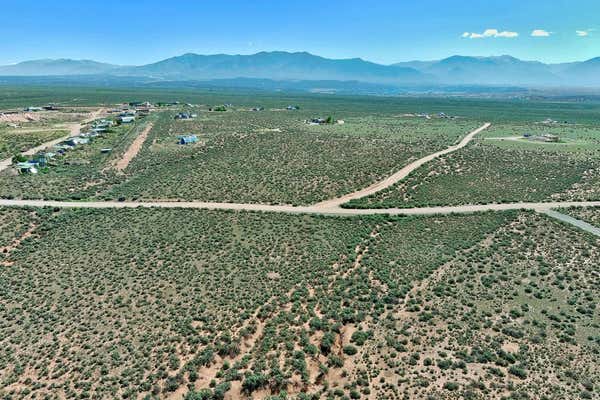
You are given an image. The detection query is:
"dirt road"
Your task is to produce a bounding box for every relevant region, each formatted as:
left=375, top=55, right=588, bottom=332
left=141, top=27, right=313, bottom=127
left=0, top=198, right=599, bottom=217
left=314, top=123, right=491, bottom=208
left=1, top=118, right=598, bottom=237
left=114, top=122, right=154, bottom=171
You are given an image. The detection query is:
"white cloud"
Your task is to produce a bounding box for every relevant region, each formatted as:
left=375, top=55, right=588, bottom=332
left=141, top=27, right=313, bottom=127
left=462, top=29, right=519, bottom=39
left=576, top=30, right=591, bottom=37
left=531, top=29, right=551, bottom=37
left=496, top=31, right=519, bottom=38
left=483, top=29, right=499, bottom=37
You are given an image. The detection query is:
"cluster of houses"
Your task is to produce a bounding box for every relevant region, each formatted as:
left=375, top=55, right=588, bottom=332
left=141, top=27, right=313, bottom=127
left=523, top=133, right=560, bottom=143
left=402, top=112, right=459, bottom=120
left=118, top=110, right=136, bottom=124
left=108, top=102, right=156, bottom=122
left=15, top=118, right=116, bottom=174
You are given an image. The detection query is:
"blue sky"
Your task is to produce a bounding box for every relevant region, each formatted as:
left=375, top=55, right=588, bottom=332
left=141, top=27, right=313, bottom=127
left=1, top=0, right=598, bottom=65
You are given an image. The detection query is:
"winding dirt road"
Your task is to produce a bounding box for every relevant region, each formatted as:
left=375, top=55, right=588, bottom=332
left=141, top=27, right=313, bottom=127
left=314, top=123, right=491, bottom=208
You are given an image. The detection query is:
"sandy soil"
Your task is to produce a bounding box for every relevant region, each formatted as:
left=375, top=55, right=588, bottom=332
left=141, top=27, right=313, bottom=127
left=114, top=123, right=154, bottom=171
left=0, top=112, right=40, bottom=123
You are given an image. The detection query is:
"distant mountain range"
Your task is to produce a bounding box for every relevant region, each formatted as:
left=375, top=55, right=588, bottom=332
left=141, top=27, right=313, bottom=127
left=1, top=51, right=600, bottom=88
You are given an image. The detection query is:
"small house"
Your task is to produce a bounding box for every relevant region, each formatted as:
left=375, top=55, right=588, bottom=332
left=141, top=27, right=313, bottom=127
left=175, top=112, right=196, bottom=120
left=15, top=162, right=38, bottom=174
left=63, top=137, right=89, bottom=146
left=178, top=135, right=199, bottom=145
left=119, top=116, right=135, bottom=124
left=53, top=144, right=72, bottom=153
left=307, top=117, right=336, bottom=125
left=24, top=106, right=43, bottom=112
left=308, top=118, right=327, bottom=125
left=286, top=105, right=299, bottom=110
left=94, top=119, right=114, bottom=128
left=101, top=148, right=112, bottom=154
left=32, top=152, right=55, bottom=167
left=543, top=134, right=559, bottom=143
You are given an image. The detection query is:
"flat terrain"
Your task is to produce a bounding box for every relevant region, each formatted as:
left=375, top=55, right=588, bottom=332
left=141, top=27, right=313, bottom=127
left=0, top=87, right=598, bottom=400
left=360, top=211, right=599, bottom=399
left=0, top=208, right=597, bottom=400
left=99, top=111, right=477, bottom=205
left=563, top=206, right=600, bottom=226
left=345, top=122, right=600, bottom=209
left=0, top=115, right=154, bottom=200
left=0, top=109, right=95, bottom=161
left=0, top=128, right=67, bottom=161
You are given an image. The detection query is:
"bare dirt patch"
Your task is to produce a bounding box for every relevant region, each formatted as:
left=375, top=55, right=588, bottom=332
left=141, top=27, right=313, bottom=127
left=0, top=112, right=40, bottom=123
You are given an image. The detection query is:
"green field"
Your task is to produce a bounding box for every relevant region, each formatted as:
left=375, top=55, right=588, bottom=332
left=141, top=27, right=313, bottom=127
left=4, top=87, right=600, bottom=206
left=3, top=86, right=600, bottom=124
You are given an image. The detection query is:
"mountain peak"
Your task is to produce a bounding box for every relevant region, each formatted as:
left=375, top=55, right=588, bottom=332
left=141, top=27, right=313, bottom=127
left=1, top=52, right=600, bottom=87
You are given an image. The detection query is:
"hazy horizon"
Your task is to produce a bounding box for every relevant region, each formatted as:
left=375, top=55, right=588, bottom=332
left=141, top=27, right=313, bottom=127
left=1, top=51, right=596, bottom=68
